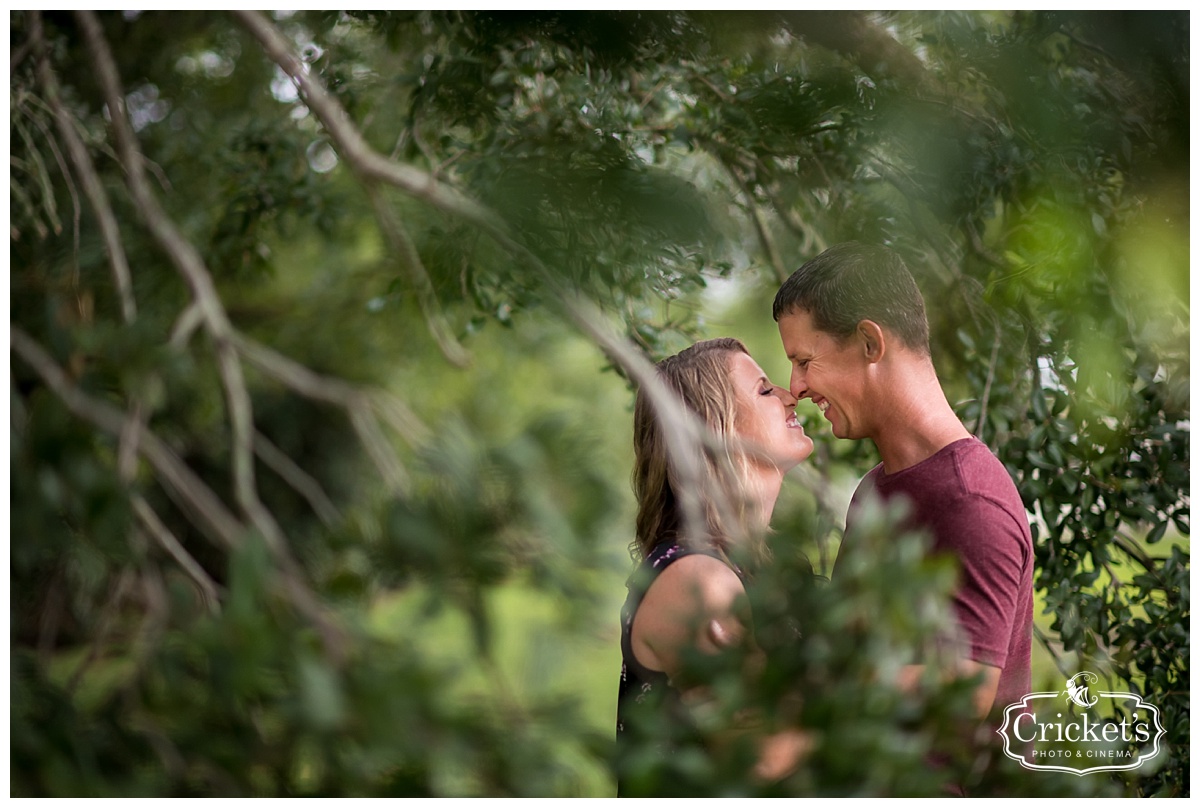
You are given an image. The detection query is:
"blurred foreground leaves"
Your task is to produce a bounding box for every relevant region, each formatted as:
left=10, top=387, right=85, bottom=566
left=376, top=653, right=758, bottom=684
left=11, top=10, right=1188, bottom=797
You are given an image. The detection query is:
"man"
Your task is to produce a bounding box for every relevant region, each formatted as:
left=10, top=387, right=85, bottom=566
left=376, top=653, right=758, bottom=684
left=772, top=241, right=1033, bottom=715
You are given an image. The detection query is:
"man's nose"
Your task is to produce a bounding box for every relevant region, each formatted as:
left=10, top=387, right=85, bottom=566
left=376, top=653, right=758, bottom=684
left=789, top=366, right=808, bottom=399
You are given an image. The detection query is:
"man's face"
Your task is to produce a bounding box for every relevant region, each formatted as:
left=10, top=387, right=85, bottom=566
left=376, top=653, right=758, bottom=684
left=777, top=308, right=871, bottom=441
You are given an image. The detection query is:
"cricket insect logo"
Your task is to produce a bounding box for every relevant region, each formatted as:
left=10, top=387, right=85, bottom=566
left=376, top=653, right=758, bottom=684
left=1063, top=671, right=1099, bottom=709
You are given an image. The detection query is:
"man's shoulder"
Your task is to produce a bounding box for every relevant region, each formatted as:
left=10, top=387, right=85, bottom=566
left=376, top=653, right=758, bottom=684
left=950, top=438, right=1015, bottom=481
left=947, top=440, right=1027, bottom=511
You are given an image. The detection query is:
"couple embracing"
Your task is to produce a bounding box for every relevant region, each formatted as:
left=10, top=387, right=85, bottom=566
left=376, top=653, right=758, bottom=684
left=615, top=242, right=1034, bottom=794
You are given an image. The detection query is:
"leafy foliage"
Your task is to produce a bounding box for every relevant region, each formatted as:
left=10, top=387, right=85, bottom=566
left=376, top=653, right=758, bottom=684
left=10, top=10, right=1188, bottom=797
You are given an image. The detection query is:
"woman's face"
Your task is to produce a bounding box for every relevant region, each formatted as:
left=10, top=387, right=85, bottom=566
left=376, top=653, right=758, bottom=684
left=727, top=351, right=814, bottom=472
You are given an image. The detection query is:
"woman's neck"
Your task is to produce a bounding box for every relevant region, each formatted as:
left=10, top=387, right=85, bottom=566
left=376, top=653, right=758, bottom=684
left=745, top=465, right=784, bottom=530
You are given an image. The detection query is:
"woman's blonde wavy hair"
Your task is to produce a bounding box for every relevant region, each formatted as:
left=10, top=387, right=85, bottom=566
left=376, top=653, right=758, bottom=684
left=631, top=338, right=765, bottom=567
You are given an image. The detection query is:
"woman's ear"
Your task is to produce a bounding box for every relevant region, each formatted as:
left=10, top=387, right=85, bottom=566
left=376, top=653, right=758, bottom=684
left=857, top=319, right=886, bottom=363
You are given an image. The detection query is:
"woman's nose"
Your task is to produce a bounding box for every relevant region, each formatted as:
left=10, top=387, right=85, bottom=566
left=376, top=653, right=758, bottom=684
left=773, top=386, right=798, bottom=407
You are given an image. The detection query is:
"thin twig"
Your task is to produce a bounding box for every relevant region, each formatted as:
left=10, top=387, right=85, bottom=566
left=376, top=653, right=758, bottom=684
left=32, top=12, right=138, bottom=323
left=718, top=154, right=788, bottom=284
left=36, top=565, right=65, bottom=664
left=1099, top=556, right=1123, bottom=592
left=349, top=403, right=411, bottom=495
left=1058, top=25, right=1120, bottom=65
left=67, top=567, right=136, bottom=694
left=130, top=561, right=171, bottom=669
left=364, top=182, right=471, bottom=367
left=963, top=219, right=1005, bottom=270
left=253, top=430, right=341, bottom=527
left=1113, top=531, right=1170, bottom=593
left=370, top=393, right=432, bottom=447
left=10, top=177, right=49, bottom=239
left=760, top=181, right=822, bottom=256
left=132, top=495, right=222, bottom=612
left=26, top=103, right=82, bottom=280
left=117, top=400, right=144, bottom=481
left=12, top=112, right=62, bottom=235
left=169, top=302, right=203, bottom=349
left=232, top=331, right=431, bottom=447
left=13, top=326, right=245, bottom=549
left=11, top=36, right=33, bottom=75
left=974, top=322, right=1002, bottom=440
left=1033, top=623, right=1074, bottom=679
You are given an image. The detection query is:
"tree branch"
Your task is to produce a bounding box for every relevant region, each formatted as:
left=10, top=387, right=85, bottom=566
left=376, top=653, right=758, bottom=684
left=169, top=302, right=203, bottom=349
left=13, top=326, right=246, bottom=549
left=253, top=430, right=341, bottom=527
left=132, top=495, right=222, bottom=613
left=77, top=11, right=263, bottom=540
left=974, top=322, right=1002, bottom=440
left=12, top=326, right=347, bottom=660
left=348, top=403, right=411, bottom=496
left=233, top=10, right=799, bottom=550
left=783, top=11, right=932, bottom=88
left=364, top=182, right=471, bottom=367
left=232, top=330, right=430, bottom=447
left=11, top=36, right=33, bottom=75
left=1033, top=623, right=1074, bottom=679
left=32, top=11, right=138, bottom=323
left=718, top=154, right=788, bottom=284
left=964, top=218, right=1006, bottom=270
left=232, top=11, right=526, bottom=266
left=74, top=12, right=352, bottom=660
left=67, top=567, right=136, bottom=694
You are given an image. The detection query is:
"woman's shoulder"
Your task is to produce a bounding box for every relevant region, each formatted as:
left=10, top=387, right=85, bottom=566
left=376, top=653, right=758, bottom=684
left=630, top=542, right=742, bottom=595
left=631, top=549, right=747, bottom=674
left=643, top=552, right=745, bottom=611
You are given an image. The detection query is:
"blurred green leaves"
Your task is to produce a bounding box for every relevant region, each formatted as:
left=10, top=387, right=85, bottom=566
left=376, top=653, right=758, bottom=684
left=10, top=9, right=1188, bottom=798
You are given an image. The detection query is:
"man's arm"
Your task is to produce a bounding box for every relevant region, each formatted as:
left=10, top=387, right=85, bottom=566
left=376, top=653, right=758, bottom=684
left=919, top=492, right=1030, bottom=717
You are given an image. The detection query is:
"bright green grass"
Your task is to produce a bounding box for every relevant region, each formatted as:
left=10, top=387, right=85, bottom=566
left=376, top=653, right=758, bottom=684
left=368, top=574, right=626, bottom=797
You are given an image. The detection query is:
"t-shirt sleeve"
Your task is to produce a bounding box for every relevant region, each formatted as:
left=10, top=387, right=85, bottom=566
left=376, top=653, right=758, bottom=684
left=936, top=497, right=1029, bottom=668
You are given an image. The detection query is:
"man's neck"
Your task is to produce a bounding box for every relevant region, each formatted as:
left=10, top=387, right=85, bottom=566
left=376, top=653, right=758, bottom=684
left=872, top=363, right=971, bottom=474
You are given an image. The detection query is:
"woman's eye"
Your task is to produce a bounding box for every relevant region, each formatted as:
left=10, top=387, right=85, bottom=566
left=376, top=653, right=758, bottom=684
left=760, top=387, right=773, bottom=396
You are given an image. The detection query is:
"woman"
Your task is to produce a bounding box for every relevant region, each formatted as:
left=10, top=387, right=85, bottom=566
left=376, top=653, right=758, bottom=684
left=615, top=337, right=813, bottom=796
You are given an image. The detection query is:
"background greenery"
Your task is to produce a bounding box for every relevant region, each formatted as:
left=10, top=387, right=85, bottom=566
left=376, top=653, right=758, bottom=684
left=10, top=10, right=1188, bottom=797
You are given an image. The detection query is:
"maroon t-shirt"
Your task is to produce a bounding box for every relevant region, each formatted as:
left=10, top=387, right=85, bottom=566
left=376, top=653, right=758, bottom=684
left=846, top=437, right=1034, bottom=711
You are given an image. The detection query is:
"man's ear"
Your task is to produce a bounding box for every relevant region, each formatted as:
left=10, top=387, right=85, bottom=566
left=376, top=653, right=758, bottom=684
left=857, top=320, right=886, bottom=363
